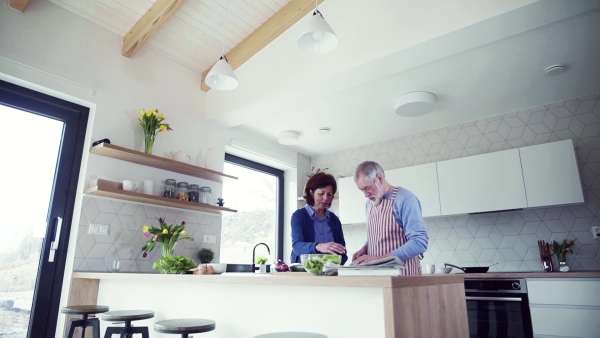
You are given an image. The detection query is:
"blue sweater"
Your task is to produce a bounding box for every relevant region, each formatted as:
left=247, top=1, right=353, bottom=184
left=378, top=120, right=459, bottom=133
left=290, top=208, right=348, bottom=265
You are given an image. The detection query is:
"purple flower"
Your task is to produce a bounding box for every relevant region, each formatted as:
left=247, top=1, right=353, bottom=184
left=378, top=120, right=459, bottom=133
left=181, top=221, right=186, bottom=225
left=159, top=218, right=163, bottom=223
left=143, top=252, right=147, bottom=258
left=143, top=232, right=150, bottom=237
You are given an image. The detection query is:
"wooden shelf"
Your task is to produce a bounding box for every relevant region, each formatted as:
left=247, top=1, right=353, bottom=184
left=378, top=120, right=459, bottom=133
left=85, top=179, right=237, bottom=214
left=90, top=143, right=237, bottom=183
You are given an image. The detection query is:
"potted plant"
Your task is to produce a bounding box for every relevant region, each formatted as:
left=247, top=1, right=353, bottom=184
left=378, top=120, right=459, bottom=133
left=550, top=238, right=576, bottom=272
left=141, top=218, right=193, bottom=258
left=255, top=255, right=268, bottom=273
left=152, top=255, right=196, bottom=274
left=197, top=248, right=215, bottom=264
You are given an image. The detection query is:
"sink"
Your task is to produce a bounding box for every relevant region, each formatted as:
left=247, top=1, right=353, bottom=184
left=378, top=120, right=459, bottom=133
left=225, top=264, right=271, bottom=273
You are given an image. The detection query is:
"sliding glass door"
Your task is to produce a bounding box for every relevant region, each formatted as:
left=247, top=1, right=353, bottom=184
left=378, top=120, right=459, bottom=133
left=0, top=80, right=88, bottom=338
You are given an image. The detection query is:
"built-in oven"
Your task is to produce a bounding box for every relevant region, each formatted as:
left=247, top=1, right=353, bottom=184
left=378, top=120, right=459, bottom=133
left=464, top=278, right=533, bottom=338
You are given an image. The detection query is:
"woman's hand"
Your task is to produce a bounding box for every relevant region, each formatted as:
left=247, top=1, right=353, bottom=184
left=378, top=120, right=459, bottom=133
left=316, top=242, right=346, bottom=255
left=352, top=245, right=367, bottom=261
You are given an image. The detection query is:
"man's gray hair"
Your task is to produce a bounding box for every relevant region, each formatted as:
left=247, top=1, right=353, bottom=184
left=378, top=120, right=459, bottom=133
left=354, top=161, right=385, bottom=183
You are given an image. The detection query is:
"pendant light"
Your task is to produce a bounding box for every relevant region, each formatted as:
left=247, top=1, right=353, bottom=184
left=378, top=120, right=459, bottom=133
left=298, top=0, right=338, bottom=54
left=205, top=0, right=238, bottom=90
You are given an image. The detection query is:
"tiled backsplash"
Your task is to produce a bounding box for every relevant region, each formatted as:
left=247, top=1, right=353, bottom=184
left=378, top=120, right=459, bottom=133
left=312, top=92, right=600, bottom=272
left=74, top=196, right=221, bottom=272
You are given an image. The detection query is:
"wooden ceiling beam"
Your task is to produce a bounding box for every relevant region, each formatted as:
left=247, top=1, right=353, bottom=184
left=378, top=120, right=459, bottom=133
left=122, top=0, right=188, bottom=59
left=8, top=0, right=30, bottom=12
left=200, top=0, right=324, bottom=92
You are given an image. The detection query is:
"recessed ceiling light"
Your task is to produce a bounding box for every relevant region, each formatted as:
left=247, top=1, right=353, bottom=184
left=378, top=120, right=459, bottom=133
left=545, top=64, right=566, bottom=75
left=318, top=127, right=331, bottom=134
left=278, top=131, right=299, bottom=145
left=394, top=92, right=437, bottom=117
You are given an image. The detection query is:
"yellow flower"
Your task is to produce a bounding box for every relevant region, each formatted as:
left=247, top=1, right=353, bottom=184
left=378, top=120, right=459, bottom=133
left=140, top=109, right=145, bottom=116
left=162, top=229, right=168, bottom=234
left=158, top=113, right=164, bottom=120
left=142, top=225, right=149, bottom=232
left=181, top=230, right=187, bottom=235
left=145, top=111, right=152, bottom=117
left=159, top=125, right=167, bottom=132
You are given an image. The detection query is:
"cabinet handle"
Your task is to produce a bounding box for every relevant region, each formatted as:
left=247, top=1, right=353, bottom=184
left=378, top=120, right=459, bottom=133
left=48, top=217, right=63, bottom=263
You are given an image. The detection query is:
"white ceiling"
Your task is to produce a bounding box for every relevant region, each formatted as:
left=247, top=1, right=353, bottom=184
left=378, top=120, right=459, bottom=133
left=48, top=0, right=600, bottom=157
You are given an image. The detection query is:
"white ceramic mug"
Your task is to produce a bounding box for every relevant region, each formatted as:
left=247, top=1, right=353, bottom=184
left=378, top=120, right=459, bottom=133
left=142, top=180, right=153, bottom=194
left=423, top=264, right=435, bottom=274
left=122, top=180, right=138, bottom=191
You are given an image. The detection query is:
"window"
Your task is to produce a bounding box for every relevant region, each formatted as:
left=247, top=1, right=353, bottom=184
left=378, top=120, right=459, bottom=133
left=220, top=154, right=284, bottom=264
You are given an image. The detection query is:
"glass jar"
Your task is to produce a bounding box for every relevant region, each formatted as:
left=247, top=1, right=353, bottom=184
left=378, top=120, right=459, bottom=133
left=176, top=182, right=189, bottom=201
left=163, top=179, right=176, bottom=198
left=188, top=184, right=200, bottom=203
left=199, top=186, right=212, bottom=204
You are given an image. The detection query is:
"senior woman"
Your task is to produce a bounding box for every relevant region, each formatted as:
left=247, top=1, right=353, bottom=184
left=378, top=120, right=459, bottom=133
left=290, top=172, right=348, bottom=265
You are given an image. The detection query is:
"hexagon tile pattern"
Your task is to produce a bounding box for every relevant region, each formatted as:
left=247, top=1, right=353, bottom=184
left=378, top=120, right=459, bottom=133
left=75, top=197, right=221, bottom=272
left=311, top=92, right=600, bottom=272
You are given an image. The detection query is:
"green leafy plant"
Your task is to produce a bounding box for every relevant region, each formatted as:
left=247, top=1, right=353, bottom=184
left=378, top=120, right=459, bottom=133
left=196, top=248, right=215, bottom=263
left=255, top=255, right=268, bottom=265
left=550, top=238, right=576, bottom=262
left=138, top=108, right=172, bottom=153
left=141, top=218, right=193, bottom=258
left=306, top=167, right=328, bottom=177
left=152, top=255, right=196, bottom=274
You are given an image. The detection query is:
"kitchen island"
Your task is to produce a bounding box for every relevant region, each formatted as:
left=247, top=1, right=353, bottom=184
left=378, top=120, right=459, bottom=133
left=67, top=272, right=468, bottom=338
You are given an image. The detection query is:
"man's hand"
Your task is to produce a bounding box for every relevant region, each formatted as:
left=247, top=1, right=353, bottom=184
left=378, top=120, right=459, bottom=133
left=316, top=242, right=346, bottom=255
left=351, top=245, right=368, bottom=261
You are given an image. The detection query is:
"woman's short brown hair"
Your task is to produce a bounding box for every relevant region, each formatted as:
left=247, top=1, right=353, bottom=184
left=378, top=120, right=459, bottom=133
left=303, top=172, right=337, bottom=207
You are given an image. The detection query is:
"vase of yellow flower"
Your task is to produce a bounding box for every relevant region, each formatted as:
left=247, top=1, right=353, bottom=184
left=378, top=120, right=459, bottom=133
left=138, top=108, right=172, bottom=154
left=141, top=218, right=193, bottom=259
left=550, top=238, right=576, bottom=272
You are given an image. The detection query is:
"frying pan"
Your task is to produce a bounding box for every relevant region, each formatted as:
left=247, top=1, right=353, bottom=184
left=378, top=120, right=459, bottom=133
left=444, top=263, right=498, bottom=273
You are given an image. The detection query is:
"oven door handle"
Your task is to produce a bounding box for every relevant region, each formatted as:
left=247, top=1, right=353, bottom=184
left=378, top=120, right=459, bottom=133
left=465, top=296, right=522, bottom=302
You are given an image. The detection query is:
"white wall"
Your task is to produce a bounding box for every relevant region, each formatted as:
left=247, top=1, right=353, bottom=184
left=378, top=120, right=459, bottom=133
left=0, top=2, right=223, bottom=337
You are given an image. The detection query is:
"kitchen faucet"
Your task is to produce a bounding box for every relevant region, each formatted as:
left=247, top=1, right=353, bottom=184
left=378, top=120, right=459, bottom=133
left=251, top=242, right=270, bottom=272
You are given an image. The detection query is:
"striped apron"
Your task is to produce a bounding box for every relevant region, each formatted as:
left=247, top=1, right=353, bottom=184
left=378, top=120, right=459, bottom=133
left=366, top=187, right=421, bottom=276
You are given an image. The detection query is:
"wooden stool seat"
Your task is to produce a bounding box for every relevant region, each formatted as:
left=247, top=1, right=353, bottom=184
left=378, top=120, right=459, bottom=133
left=102, top=310, right=154, bottom=338
left=253, top=333, right=327, bottom=338
left=61, top=305, right=110, bottom=315
left=61, top=305, right=109, bottom=338
left=102, top=310, right=154, bottom=322
left=154, top=319, right=216, bottom=337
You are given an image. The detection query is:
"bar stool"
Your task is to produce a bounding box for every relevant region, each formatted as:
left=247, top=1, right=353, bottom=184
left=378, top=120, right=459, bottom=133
left=253, top=333, right=327, bottom=338
left=61, top=305, right=109, bottom=338
left=154, top=319, right=216, bottom=338
left=102, top=310, right=154, bottom=338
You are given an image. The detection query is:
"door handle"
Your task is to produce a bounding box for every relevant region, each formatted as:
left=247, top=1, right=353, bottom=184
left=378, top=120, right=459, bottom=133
left=48, top=217, right=63, bottom=263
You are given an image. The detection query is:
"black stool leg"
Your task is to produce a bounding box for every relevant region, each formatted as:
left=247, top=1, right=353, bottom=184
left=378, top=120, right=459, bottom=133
left=90, top=318, right=100, bottom=338
left=129, top=327, right=149, bottom=338
left=104, top=327, right=122, bottom=338
left=65, top=318, right=79, bottom=338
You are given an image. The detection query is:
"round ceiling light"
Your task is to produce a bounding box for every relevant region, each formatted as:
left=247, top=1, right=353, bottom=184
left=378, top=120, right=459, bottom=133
left=545, top=64, right=566, bottom=75
left=278, top=131, right=299, bottom=145
left=394, top=92, right=437, bottom=117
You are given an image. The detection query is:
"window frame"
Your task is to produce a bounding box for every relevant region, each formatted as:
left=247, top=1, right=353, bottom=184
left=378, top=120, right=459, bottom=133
left=224, top=153, right=284, bottom=259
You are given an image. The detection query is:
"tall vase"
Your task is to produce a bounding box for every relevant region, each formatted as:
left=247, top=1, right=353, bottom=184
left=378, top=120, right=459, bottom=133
left=144, top=134, right=155, bottom=154
left=558, top=253, right=570, bottom=272
left=161, top=243, right=175, bottom=257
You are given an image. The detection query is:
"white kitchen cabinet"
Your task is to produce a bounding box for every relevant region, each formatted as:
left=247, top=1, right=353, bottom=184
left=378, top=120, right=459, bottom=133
left=527, top=278, right=600, bottom=338
left=385, top=163, right=441, bottom=217
left=338, top=176, right=367, bottom=224
left=437, top=148, right=527, bottom=215
left=519, top=139, right=584, bottom=208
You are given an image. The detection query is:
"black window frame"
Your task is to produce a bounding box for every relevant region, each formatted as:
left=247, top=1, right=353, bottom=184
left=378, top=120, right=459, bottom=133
left=224, top=153, right=284, bottom=259
left=0, top=79, right=89, bottom=338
